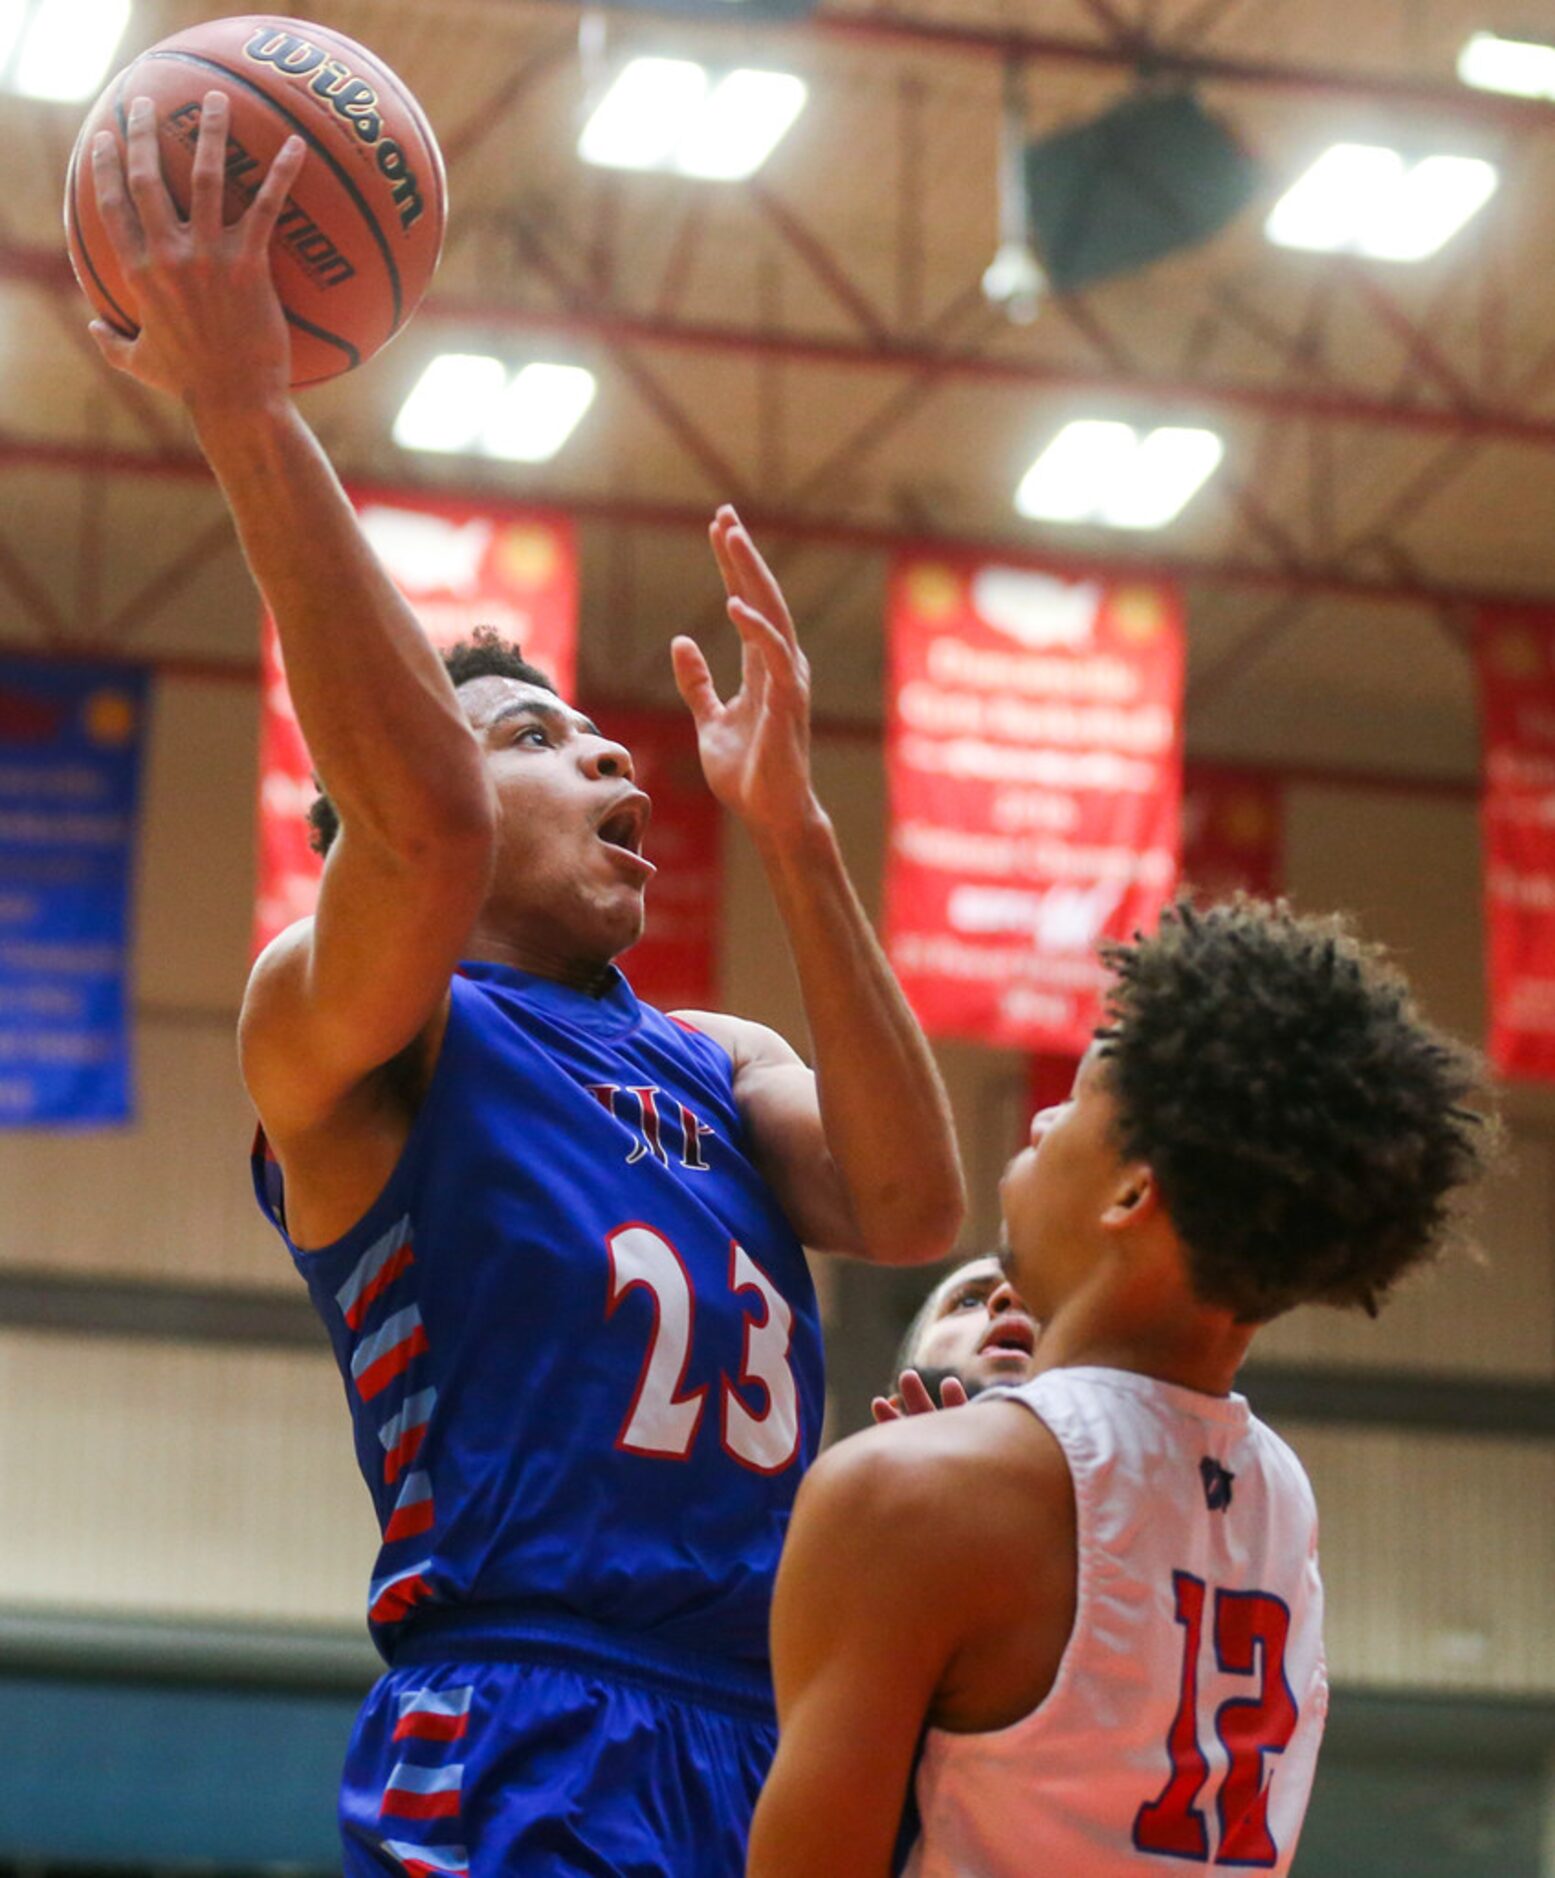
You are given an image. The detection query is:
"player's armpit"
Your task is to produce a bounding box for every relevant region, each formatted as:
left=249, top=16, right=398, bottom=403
left=746, top=1430, right=972, bottom=1878
left=240, top=805, right=492, bottom=1140
left=673, top=1009, right=865, bottom=1254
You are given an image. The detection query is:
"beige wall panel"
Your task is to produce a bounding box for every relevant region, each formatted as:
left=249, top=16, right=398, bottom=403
left=0, top=1013, right=287, bottom=1289
left=135, top=678, right=257, bottom=1014
left=0, top=1331, right=373, bottom=1625
left=1283, top=786, right=1483, bottom=1054
left=1257, top=787, right=1552, bottom=1378
left=0, top=674, right=283, bottom=1287
left=1286, top=1423, right=1555, bottom=1695
left=1255, top=1124, right=1555, bottom=1379
left=719, top=736, right=886, bottom=1048
left=720, top=736, right=1018, bottom=1256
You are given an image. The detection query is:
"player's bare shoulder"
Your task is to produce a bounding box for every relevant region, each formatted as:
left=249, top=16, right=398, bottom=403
left=241, top=917, right=452, bottom=1138
left=238, top=916, right=319, bottom=1112
left=816, top=1397, right=1071, bottom=1591
left=669, top=1007, right=804, bottom=1074
left=241, top=918, right=452, bottom=1247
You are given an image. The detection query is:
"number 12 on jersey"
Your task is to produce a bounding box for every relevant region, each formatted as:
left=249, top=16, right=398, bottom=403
left=1133, top=1570, right=1299, bottom=1867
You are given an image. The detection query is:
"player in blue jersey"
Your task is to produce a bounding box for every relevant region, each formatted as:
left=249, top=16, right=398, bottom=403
left=86, top=99, right=965, bottom=1877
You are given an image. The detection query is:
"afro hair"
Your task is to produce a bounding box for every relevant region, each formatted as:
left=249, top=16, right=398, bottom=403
left=1096, top=897, right=1491, bottom=1323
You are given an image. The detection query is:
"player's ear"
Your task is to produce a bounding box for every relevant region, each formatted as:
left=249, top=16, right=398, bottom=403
left=1101, top=1161, right=1158, bottom=1231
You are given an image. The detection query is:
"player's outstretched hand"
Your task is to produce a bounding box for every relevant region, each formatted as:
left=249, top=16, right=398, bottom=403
left=870, top=1369, right=971, bottom=1423
left=87, top=89, right=304, bottom=409
left=673, top=507, right=816, bottom=840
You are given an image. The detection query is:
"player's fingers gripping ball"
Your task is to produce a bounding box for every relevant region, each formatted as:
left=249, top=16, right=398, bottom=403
left=65, top=15, right=446, bottom=385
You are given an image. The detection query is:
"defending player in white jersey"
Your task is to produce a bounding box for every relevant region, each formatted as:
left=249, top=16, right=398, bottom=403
left=748, top=899, right=1490, bottom=1878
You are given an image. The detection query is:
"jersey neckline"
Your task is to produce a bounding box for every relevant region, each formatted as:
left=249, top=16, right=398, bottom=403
left=458, top=957, right=645, bottom=1039
left=1018, top=1364, right=1252, bottom=1430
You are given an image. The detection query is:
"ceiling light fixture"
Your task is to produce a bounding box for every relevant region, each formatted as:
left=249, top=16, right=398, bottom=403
left=394, top=356, right=598, bottom=463
left=1266, top=142, right=1498, bottom=261
left=5, top=0, right=129, bottom=102
left=579, top=55, right=807, bottom=180
left=479, top=363, right=598, bottom=463
left=578, top=56, right=709, bottom=171
left=1458, top=30, right=1555, bottom=99
left=393, top=355, right=511, bottom=455
left=1015, top=421, right=1224, bottom=530
left=675, top=68, right=807, bottom=180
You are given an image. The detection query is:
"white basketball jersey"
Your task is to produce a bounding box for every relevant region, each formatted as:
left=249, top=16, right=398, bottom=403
left=902, top=1366, right=1327, bottom=1877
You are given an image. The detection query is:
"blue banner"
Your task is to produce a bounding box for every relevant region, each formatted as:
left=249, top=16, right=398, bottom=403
left=0, top=657, right=150, bottom=1126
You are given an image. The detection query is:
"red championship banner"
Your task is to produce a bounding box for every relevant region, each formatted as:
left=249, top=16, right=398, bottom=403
left=255, top=495, right=577, bottom=955
left=594, top=707, right=721, bottom=1012
left=1181, top=762, right=1284, bottom=902
left=1478, top=608, right=1555, bottom=1079
left=885, top=557, right=1184, bottom=1054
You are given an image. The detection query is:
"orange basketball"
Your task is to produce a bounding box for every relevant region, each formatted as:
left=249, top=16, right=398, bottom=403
left=64, top=15, right=446, bottom=386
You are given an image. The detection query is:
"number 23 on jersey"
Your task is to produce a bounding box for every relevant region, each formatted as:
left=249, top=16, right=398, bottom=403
left=606, top=1222, right=801, bottom=1474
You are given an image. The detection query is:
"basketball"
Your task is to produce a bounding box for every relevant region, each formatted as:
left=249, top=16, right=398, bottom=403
left=64, top=15, right=446, bottom=386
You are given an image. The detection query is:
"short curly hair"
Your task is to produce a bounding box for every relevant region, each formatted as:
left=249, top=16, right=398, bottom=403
left=306, top=628, right=556, bottom=857
left=1096, top=897, right=1490, bottom=1323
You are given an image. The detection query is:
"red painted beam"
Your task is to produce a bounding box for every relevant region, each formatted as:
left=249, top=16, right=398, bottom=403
left=12, top=241, right=1550, bottom=451
left=412, top=304, right=1555, bottom=450
left=798, top=8, right=1555, bottom=132
left=0, top=426, right=1548, bottom=615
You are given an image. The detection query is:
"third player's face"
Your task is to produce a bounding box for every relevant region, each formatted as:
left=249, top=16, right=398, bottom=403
left=910, top=1256, right=1041, bottom=1390
left=460, top=678, right=655, bottom=966
left=999, top=1047, right=1129, bottom=1318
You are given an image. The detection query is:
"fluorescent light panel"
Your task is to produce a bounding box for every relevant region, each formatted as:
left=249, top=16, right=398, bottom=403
left=1104, top=427, right=1225, bottom=530
left=1362, top=153, right=1499, bottom=262
left=1266, top=142, right=1498, bottom=261
left=395, top=355, right=597, bottom=462
left=480, top=363, right=597, bottom=463
left=1458, top=30, right=1555, bottom=99
left=8, top=0, right=129, bottom=101
left=676, top=69, right=808, bottom=180
left=578, top=57, right=708, bottom=171
left=393, top=355, right=509, bottom=454
left=1015, top=421, right=1136, bottom=524
left=579, top=56, right=807, bottom=180
left=0, top=0, right=27, bottom=76
left=1016, top=421, right=1223, bottom=530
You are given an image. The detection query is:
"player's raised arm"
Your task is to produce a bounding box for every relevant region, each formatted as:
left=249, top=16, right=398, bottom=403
left=673, top=508, right=964, bottom=1265
left=87, top=94, right=496, bottom=1131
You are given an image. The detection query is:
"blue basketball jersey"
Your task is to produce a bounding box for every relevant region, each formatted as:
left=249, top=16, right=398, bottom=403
left=253, top=960, right=825, bottom=1671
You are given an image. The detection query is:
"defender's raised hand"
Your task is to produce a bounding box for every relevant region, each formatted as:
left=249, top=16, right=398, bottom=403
left=673, top=507, right=816, bottom=839
left=88, top=90, right=305, bottom=408
left=870, top=1370, right=972, bottom=1423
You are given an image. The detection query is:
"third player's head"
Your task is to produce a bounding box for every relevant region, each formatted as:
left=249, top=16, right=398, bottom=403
left=999, top=898, right=1489, bottom=1332
left=309, top=629, right=653, bottom=972
left=893, top=1254, right=1041, bottom=1397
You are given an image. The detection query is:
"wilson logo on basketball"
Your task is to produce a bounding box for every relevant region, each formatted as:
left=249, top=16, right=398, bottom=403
left=243, top=28, right=427, bottom=231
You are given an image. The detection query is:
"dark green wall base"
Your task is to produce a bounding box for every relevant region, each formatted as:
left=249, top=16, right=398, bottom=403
left=0, top=1660, right=1549, bottom=1876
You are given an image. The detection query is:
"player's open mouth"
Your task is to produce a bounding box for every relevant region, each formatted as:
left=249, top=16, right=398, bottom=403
left=595, top=792, right=656, bottom=874
left=977, top=1317, right=1037, bottom=1359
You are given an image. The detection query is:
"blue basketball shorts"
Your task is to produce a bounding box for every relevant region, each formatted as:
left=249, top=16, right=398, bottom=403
left=337, top=1610, right=778, bottom=1878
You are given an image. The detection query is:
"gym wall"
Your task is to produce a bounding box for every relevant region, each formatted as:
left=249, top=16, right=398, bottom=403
left=0, top=674, right=1549, bottom=1710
